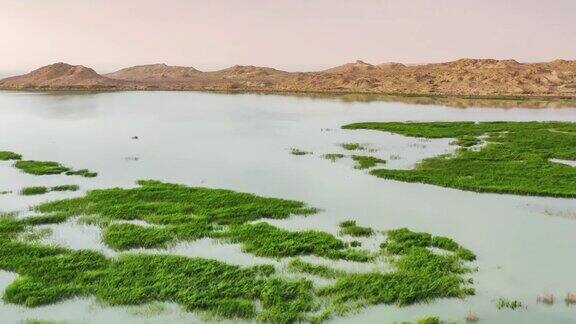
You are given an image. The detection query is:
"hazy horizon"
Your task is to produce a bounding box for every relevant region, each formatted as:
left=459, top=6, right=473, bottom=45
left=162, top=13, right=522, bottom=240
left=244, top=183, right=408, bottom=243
left=1, top=0, right=576, bottom=75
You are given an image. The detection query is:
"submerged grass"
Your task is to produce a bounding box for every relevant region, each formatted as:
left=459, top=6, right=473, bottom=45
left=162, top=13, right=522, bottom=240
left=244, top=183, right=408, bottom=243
left=338, top=220, right=374, bottom=237
left=339, top=143, right=366, bottom=151
left=343, top=121, right=576, bottom=197
left=322, top=153, right=345, bottom=162
left=351, top=155, right=386, bottom=169
left=20, top=186, right=49, bottom=196
left=14, top=161, right=70, bottom=176
left=20, top=185, right=79, bottom=196
left=3, top=180, right=477, bottom=322
left=0, top=151, right=22, bottom=160
left=290, top=148, right=312, bottom=156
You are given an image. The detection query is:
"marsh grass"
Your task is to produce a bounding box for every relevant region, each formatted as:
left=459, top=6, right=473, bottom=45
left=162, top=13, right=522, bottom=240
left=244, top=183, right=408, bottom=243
left=0, top=151, right=22, bottom=160
left=290, top=148, right=312, bottom=156
left=51, top=185, right=80, bottom=192
left=339, top=143, right=366, bottom=151
left=495, top=297, right=523, bottom=310
left=65, top=169, right=98, bottom=178
left=14, top=161, right=70, bottom=176
left=287, top=258, right=345, bottom=279
left=338, top=220, right=374, bottom=237
left=322, top=153, right=345, bottom=162
left=0, top=180, right=477, bottom=322
left=20, top=185, right=79, bottom=196
left=20, top=186, right=49, bottom=196
left=351, top=155, right=386, bottom=170
left=343, top=121, right=576, bottom=197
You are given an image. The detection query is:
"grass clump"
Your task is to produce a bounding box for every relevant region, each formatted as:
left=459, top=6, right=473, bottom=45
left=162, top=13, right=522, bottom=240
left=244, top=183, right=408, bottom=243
left=340, top=143, right=366, bottom=151
left=496, top=297, right=523, bottom=310
left=343, top=121, right=576, bottom=197
left=381, top=228, right=476, bottom=261
left=20, top=185, right=80, bottom=196
left=417, top=316, right=440, bottom=324
left=65, top=169, right=97, bottom=178
left=103, top=223, right=174, bottom=250
left=453, top=135, right=481, bottom=148
left=20, top=186, right=49, bottom=196
left=14, top=161, right=70, bottom=176
left=219, top=222, right=373, bottom=262
left=0, top=151, right=22, bottom=160
left=287, top=258, right=345, bottom=279
left=351, top=155, right=386, bottom=169
left=339, top=220, right=374, bottom=237
left=322, top=153, right=345, bottom=162
left=290, top=148, right=312, bottom=156
left=50, top=185, right=79, bottom=192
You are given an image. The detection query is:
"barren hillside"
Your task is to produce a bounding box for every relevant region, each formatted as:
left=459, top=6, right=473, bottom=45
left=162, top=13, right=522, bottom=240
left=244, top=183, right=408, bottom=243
left=2, top=59, right=576, bottom=97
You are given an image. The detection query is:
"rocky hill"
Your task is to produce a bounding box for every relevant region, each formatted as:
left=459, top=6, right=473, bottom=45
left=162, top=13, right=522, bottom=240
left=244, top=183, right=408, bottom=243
left=0, top=63, right=133, bottom=90
left=2, top=59, right=576, bottom=97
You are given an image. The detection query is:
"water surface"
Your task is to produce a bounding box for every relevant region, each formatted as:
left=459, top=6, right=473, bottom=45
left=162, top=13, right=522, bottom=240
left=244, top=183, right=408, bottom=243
left=0, top=91, right=575, bottom=323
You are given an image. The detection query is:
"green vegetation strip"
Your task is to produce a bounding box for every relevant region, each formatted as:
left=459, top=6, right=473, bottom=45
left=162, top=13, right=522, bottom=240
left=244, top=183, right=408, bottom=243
left=351, top=155, right=386, bottom=170
left=0, top=151, right=22, bottom=160
left=1, top=181, right=476, bottom=322
left=339, top=220, right=374, bottom=237
left=343, top=121, right=576, bottom=197
left=20, top=185, right=79, bottom=196
left=14, top=160, right=97, bottom=178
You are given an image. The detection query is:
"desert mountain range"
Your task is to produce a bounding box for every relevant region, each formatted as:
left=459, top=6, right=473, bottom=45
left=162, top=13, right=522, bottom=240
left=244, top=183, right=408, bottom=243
left=1, top=59, right=576, bottom=97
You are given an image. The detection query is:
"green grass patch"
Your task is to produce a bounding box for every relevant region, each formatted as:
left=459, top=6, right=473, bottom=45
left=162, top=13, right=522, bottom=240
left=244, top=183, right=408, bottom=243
left=496, top=297, right=523, bottom=310
left=14, top=161, right=70, bottom=176
left=339, top=143, right=366, bottom=151
left=218, top=222, right=373, bottom=262
left=20, top=185, right=79, bottom=196
left=343, top=121, right=576, bottom=197
left=290, top=148, right=312, bottom=156
left=339, top=220, right=374, bottom=237
left=381, top=228, right=476, bottom=261
left=65, top=169, right=98, bottom=178
left=0, top=151, right=22, bottom=160
left=20, top=186, right=49, bottom=196
left=50, top=185, right=80, bottom=192
left=287, top=258, right=345, bottom=279
left=322, top=153, right=345, bottom=162
left=351, top=155, right=386, bottom=169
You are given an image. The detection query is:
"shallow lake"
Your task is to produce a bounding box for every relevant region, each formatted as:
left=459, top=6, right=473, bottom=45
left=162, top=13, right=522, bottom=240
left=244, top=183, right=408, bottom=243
left=0, top=91, right=575, bottom=323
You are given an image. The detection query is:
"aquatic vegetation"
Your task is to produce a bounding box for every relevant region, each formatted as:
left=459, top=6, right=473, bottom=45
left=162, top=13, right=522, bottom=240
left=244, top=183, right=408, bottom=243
left=322, top=153, right=345, bottom=162
left=50, top=185, right=80, bottom=192
left=381, top=228, right=476, bottom=261
left=343, top=121, right=576, bottom=197
left=20, top=185, right=79, bottom=196
left=495, top=297, right=523, bottom=310
left=14, top=161, right=70, bottom=175
left=219, top=222, right=373, bottom=262
left=339, top=143, right=366, bottom=151
left=453, top=135, right=481, bottom=148
left=20, top=186, right=49, bottom=196
left=351, top=155, right=386, bottom=169
left=338, top=220, right=374, bottom=237
left=290, top=148, right=312, bottom=156
left=416, top=316, right=440, bottom=324
left=65, top=169, right=98, bottom=178
left=3, top=180, right=477, bottom=322
left=0, top=151, right=22, bottom=160
left=286, top=258, right=345, bottom=279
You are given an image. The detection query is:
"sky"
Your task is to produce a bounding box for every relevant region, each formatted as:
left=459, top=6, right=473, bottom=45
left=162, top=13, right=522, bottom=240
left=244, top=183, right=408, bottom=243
left=1, top=0, right=575, bottom=75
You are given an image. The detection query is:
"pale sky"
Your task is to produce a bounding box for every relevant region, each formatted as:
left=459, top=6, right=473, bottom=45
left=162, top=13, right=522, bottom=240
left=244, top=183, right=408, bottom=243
left=1, top=0, right=575, bottom=75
